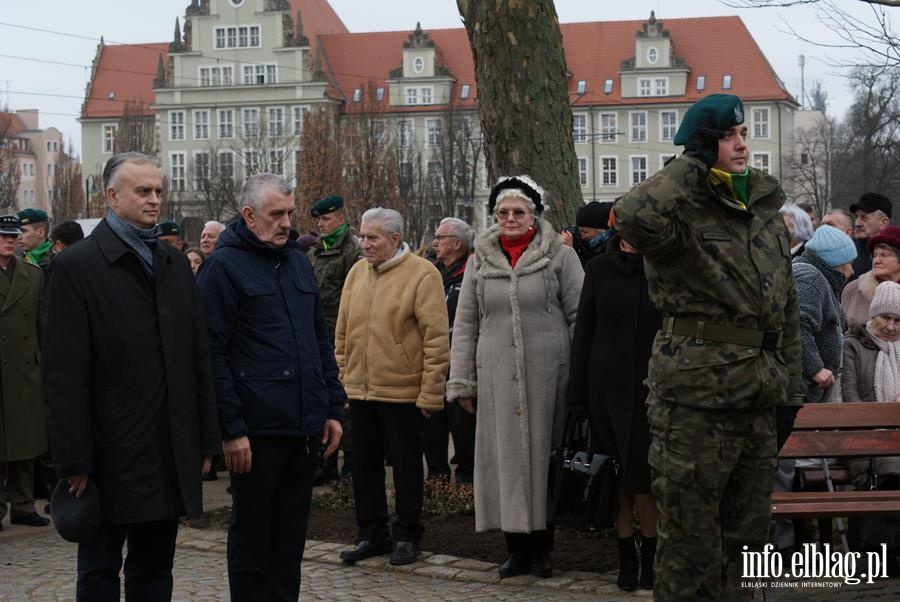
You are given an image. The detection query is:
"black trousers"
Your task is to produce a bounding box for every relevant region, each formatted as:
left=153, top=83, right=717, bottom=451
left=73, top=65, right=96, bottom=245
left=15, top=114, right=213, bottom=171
left=227, top=436, right=319, bottom=602
left=350, top=400, right=424, bottom=543
left=422, top=402, right=476, bottom=482
left=76, top=518, right=179, bottom=602
left=504, top=524, right=556, bottom=556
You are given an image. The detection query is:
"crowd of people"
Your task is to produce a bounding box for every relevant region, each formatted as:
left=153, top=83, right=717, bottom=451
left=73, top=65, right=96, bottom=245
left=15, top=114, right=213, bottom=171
left=1, top=91, right=899, bottom=602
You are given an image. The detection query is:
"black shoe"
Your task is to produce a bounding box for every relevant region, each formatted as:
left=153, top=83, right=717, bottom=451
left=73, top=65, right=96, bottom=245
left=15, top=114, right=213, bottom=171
left=639, top=536, right=657, bottom=590
left=314, top=465, right=339, bottom=486
left=390, top=540, right=420, bottom=565
left=11, top=512, right=50, bottom=527
left=617, top=537, right=638, bottom=591
left=202, top=469, right=217, bottom=481
left=531, top=550, right=553, bottom=578
left=340, top=538, right=392, bottom=564
left=499, top=554, right=531, bottom=579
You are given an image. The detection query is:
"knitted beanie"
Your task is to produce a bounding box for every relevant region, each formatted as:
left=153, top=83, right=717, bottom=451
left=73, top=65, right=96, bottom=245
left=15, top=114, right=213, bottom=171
left=805, top=225, right=857, bottom=267
left=576, top=202, right=612, bottom=229
left=870, top=281, right=900, bottom=318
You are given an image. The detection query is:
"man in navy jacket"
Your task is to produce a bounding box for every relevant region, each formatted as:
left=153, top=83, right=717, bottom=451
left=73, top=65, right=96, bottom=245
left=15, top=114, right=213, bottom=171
left=197, top=173, right=345, bottom=601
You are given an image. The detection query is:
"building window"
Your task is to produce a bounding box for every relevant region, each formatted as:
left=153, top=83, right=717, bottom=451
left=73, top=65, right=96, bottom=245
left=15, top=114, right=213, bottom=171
left=214, top=25, right=261, bottom=49
left=268, top=107, right=284, bottom=136
left=169, top=111, right=185, bottom=140
left=426, top=118, right=442, bottom=146
left=170, top=152, right=186, bottom=192
left=375, top=87, right=384, bottom=101
left=219, top=109, right=234, bottom=138
left=420, top=87, right=433, bottom=105
left=194, top=110, right=209, bottom=140
left=427, top=161, right=442, bottom=192
left=460, top=84, right=470, bottom=99
left=576, top=80, right=586, bottom=94
left=414, top=57, right=425, bottom=74
left=655, top=78, right=668, bottom=96
left=102, top=124, right=117, bottom=153
left=601, top=157, right=618, bottom=186
left=242, top=108, right=259, bottom=137
left=752, top=107, right=770, bottom=139
left=630, top=155, right=648, bottom=185
left=405, top=87, right=433, bottom=105
left=660, top=110, right=678, bottom=141
left=399, top=161, right=413, bottom=188
left=46, top=141, right=52, bottom=152
left=405, top=88, right=417, bottom=105
left=218, top=151, right=234, bottom=186
left=639, top=79, right=651, bottom=97
left=244, top=149, right=261, bottom=177
left=572, top=114, right=588, bottom=143
left=604, top=79, right=614, bottom=94
left=398, top=120, right=413, bottom=147
left=630, top=112, right=647, bottom=142
left=292, top=106, right=309, bottom=135
left=647, top=47, right=658, bottom=64
left=696, top=75, right=706, bottom=91
left=267, top=150, right=285, bottom=176
left=752, top=152, right=770, bottom=174
left=242, top=64, right=276, bottom=85
left=200, top=66, right=233, bottom=87
left=577, top=157, right=588, bottom=186
left=723, top=74, right=733, bottom=89
left=599, top=112, right=617, bottom=143
left=194, top=151, right=210, bottom=191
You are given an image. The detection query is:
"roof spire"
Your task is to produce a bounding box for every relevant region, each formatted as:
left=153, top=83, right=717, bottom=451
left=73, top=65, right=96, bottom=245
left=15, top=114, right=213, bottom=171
left=173, top=17, right=181, bottom=45
left=295, top=10, right=309, bottom=45
left=154, top=54, right=167, bottom=88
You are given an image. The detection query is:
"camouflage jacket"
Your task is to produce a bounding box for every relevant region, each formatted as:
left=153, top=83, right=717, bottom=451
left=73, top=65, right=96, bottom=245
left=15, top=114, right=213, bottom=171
left=307, top=228, right=361, bottom=337
left=616, top=154, right=804, bottom=409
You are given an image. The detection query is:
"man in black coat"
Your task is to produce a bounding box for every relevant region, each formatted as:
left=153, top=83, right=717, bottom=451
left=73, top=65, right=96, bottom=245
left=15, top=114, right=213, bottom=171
left=424, top=217, right=476, bottom=483
left=42, top=152, right=220, bottom=601
left=196, top=173, right=345, bottom=601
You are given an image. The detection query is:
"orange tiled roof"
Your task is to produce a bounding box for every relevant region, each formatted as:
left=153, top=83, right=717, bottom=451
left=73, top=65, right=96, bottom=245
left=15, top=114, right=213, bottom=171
left=81, top=42, right=169, bottom=119
left=289, top=0, right=348, bottom=56
left=0, top=111, right=28, bottom=137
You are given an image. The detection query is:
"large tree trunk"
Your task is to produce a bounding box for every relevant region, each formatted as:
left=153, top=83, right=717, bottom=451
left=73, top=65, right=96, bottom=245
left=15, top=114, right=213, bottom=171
left=458, top=0, right=582, bottom=228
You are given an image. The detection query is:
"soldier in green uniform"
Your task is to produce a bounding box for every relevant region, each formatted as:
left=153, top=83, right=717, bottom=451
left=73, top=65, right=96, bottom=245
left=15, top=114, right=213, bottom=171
left=17, top=209, right=52, bottom=268
left=614, top=94, right=804, bottom=601
left=308, top=195, right=361, bottom=482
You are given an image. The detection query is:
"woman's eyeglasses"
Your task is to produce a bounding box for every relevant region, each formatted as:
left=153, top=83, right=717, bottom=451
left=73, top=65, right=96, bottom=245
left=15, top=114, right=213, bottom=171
left=495, top=209, right=530, bottom=220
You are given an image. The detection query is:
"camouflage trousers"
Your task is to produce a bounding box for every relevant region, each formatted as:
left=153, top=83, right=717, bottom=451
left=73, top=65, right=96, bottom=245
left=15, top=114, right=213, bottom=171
left=647, top=399, right=777, bottom=601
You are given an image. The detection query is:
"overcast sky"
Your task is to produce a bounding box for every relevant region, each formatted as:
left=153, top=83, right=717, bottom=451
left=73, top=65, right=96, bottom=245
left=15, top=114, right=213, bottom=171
left=0, top=0, right=882, bottom=156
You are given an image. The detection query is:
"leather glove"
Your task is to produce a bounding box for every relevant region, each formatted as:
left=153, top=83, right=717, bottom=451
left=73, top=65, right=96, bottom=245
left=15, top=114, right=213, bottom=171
left=683, top=127, right=726, bottom=170
left=776, top=405, right=801, bottom=453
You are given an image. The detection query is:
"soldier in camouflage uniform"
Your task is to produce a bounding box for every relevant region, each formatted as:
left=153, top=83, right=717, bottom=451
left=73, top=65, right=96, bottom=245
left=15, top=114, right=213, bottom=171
left=614, top=94, right=804, bottom=601
left=308, top=195, right=361, bottom=482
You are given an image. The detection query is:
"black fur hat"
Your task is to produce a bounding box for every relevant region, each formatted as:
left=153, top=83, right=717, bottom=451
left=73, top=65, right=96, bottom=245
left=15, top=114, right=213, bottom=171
left=488, top=175, right=545, bottom=215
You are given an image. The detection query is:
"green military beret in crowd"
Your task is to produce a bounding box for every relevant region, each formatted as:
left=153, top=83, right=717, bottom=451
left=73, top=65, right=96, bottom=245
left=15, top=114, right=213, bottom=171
left=310, top=195, right=344, bottom=217
left=673, top=94, right=745, bottom=145
left=158, top=220, right=181, bottom=236
left=17, top=208, right=49, bottom=226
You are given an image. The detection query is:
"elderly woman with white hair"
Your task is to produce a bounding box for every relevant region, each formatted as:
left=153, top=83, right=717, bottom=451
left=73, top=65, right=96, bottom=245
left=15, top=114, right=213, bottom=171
left=447, top=176, right=584, bottom=579
left=335, top=207, right=449, bottom=567
left=780, top=204, right=815, bottom=257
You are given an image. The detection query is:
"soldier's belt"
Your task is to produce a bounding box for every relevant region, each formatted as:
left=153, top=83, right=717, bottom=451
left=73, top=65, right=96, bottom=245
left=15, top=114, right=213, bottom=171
left=662, top=317, right=783, bottom=350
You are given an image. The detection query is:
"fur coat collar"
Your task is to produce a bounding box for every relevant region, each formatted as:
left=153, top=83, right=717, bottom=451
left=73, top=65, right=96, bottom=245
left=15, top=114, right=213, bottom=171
left=474, top=218, right=561, bottom=277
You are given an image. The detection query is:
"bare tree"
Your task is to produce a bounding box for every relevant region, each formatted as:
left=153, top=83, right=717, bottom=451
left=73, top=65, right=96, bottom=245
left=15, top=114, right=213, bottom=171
left=296, top=106, right=343, bottom=232
left=457, top=0, right=583, bottom=228
left=784, top=112, right=837, bottom=217
left=0, top=114, right=21, bottom=211
left=189, top=145, right=241, bottom=222
left=115, top=101, right=158, bottom=156
left=51, top=140, right=84, bottom=221
left=428, top=106, right=483, bottom=231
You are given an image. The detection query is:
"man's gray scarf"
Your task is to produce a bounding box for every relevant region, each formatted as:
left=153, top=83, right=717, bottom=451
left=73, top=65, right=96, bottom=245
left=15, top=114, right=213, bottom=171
left=105, top=209, right=159, bottom=271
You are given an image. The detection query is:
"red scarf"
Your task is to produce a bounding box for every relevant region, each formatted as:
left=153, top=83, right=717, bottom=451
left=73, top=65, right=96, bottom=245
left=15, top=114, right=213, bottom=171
left=500, top=226, right=537, bottom=268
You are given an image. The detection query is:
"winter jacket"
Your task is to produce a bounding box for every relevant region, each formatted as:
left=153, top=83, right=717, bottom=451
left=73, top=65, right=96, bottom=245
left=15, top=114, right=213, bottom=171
left=447, top=219, right=584, bottom=533
left=437, top=254, right=468, bottom=342
left=307, top=227, right=361, bottom=338
left=43, top=219, right=220, bottom=523
left=791, top=250, right=846, bottom=401
left=335, top=245, right=449, bottom=411
left=841, top=270, right=880, bottom=331
left=197, top=220, right=345, bottom=441
left=0, top=257, right=45, bottom=462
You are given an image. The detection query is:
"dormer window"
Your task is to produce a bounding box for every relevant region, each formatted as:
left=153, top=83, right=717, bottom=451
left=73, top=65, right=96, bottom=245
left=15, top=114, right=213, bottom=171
left=696, top=75, right=706, bottom=92
left=576, top=80, right=586, bottom=94
left=413, top=57, right=425, bottom=74
left=723, top=74, right=733, bottom=89
left=647, top=48, right=658, bottom=64
left=460, top=84, right=470, bottom=99
left=604, top=79, right=614, bottom=94
left=353, top=88, right=362, bottom=102
left=376, top=87, right=385, bottom=101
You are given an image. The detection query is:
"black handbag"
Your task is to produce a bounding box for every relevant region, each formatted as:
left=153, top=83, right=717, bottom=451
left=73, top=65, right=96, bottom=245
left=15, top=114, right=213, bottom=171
left=548, top=408, right=619, bottom=531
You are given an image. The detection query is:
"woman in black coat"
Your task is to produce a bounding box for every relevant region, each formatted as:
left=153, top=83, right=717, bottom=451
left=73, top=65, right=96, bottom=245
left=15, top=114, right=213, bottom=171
left=569, top=233, right=661, bottom=592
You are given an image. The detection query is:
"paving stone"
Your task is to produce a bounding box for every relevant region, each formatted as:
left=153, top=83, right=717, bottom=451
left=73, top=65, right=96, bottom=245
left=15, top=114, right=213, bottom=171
left=534, top=577, right=575, bottom=589
left=448, top=558, right=497, bottom=571
left=426, top=553, right=461, bottom=565
left=414, top=565, right=463, bottom=579
left=452, top=569, right=502, bottom=584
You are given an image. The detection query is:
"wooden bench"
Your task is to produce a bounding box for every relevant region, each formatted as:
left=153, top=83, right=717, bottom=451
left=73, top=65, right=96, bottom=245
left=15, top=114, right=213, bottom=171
left=771, top=402, right=900, bottom=519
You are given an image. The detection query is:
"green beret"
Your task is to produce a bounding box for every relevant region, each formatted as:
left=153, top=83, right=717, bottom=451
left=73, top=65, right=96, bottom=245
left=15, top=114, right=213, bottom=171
left=17, top=208, right=49, bottom=226
left=673, top=94, right=745, bottom=145
left=310, top=195, right=344, bottom=218
left=158, top=220, right=181, bottom=236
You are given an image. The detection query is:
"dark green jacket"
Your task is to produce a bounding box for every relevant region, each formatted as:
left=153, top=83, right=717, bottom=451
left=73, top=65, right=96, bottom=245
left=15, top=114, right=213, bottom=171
left=307, top=228, right=361, bottom=337
left=616, top=154, right=804, bottom=409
